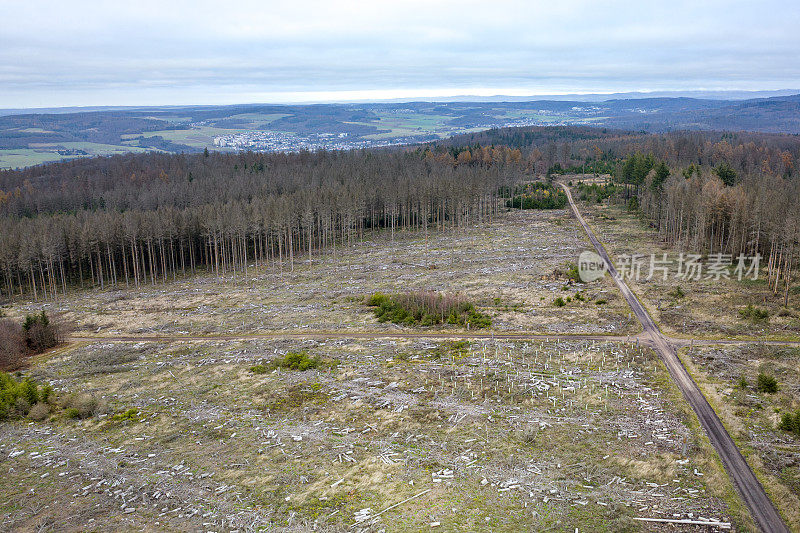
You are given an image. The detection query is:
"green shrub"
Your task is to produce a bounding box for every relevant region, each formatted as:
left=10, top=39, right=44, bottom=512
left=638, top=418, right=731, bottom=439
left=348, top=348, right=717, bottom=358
left=367, top=293, right=390, bottom=307
left=737, top=376, right=748, bottom=389
left=279, top=351, right=320, bottom=371
left=0, top=372, right=105, bottom=421
left=739, top=304, right=769, bottom=321
left=554, top=297, right=566, bottom=307
left=366, top=291, right=490, bottom=328
left=565, top=263, right=582, bottom=283
left=756, top=373, right=778, bottom=393
left=250, top=364, right=269, bottom=374
left=778, top=411, right=800, bottom=436
left=110, top=408, right=140, bottom=423
left=575, top=182, right=620, bottom=203
left=595, top=299, right=607, bottom=305
left=0, top=372, right=52, bottom=420
left=669, top=286, right=685, bottom=299
left=252, top=352, right=324, bottom=373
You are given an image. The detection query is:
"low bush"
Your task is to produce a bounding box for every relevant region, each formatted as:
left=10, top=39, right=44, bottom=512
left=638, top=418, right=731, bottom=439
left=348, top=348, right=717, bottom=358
left=278, top=351, right=320, bottom=371
left=565, top=263, right=582, bottom=283
left=778, top=410, right=800, bottom=436
left=0, top=319, right=27, bottom=370
left=576, top=182, right=620, bottom=203
left=366, top=291, right=491, bottom=328
left=0, top=311, right=63, bottom=370
left=250, top=364, right=269, bottom=374
left=0, top=372, right=53, bottom=420
left=61, top=392, right=105, bottom=418
left=553, top=297, right=566, bottom=307
left=0, top=372, right=110, bottom=422
left=27, top=402, right=50, bottom=421
left=756, top=373, right=778, bottom=393
left=595, top=299, right=608, bottom=305
left=23, top=311, right=60, bottom=353
left=739, top=304, right=769, bottom=321
left=251, top=351, right=326, bottom=374
left=669, top=286, right=685, bottom=299
left=110, top=408, right=140, bottom=423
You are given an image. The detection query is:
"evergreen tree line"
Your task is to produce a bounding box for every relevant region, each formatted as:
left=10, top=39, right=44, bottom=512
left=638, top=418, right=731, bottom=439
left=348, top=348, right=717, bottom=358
left=0, top=149, right=523, bottom=300
left=442, top=127, right=800, bottom=180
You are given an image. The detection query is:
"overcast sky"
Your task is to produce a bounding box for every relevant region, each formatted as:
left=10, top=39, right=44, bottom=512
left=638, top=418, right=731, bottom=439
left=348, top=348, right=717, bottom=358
left=2, top=0, right=799, bottom=108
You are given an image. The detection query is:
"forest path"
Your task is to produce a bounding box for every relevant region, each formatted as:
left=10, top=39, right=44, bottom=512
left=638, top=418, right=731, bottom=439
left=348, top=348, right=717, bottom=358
left=562, top=183, right=790, bottom=533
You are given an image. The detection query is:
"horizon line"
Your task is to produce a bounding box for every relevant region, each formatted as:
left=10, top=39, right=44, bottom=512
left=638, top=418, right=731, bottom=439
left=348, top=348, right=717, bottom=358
left=2, top=88, right=799, bottom=114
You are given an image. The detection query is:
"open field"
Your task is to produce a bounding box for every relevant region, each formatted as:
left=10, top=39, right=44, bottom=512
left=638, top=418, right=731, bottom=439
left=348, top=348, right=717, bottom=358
left=120, top=127, right=246, bottom=149
left=1, top=337, right=743, bottom=531
left=4, top=209, right=639, bottom=339
left=0, top=143, right=155, bottom=169
left=575, top=199, right=800, bottom=341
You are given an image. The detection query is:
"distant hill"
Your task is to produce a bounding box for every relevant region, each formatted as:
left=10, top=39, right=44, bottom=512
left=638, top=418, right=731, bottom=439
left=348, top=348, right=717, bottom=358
left=2, top=93, right=800, bottom=169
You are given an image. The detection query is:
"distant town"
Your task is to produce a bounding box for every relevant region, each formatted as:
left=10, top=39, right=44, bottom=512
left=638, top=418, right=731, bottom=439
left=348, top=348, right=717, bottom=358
left=212, top=130, right=420, bottom=152
left=211, top=112, right=598, bottom=153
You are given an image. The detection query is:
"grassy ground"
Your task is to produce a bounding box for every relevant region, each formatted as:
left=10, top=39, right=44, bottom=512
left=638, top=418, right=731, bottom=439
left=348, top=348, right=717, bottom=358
left=576, top=199, right=800, bottom=341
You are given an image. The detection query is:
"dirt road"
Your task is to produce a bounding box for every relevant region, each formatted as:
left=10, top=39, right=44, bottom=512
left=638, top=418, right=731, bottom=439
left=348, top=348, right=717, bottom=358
left=68, top=331, right=634, bottom=343
left=562, top=184, right=790, bottom=533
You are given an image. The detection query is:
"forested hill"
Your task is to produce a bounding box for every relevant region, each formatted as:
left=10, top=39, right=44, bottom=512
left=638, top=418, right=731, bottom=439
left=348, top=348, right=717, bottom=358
left=438, top=127, right=800, bottom=177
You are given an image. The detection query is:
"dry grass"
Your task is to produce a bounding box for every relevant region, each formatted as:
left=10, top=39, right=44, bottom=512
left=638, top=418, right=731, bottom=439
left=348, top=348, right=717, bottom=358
left=677, top=343, right=800, bottom=528
left=0, top=206, right=760, bottom=530
left=578, top=201, right=800, bottom=340
left=0, top=337, right=741, bottom=531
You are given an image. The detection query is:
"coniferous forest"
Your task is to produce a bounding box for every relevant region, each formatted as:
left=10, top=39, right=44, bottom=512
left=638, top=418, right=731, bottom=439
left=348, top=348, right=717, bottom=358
left=0, top=147, right=524, bottom=300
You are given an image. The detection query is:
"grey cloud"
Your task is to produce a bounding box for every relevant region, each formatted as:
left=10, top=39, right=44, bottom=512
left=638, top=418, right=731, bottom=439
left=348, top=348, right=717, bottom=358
left=1, top=0, right=799, bottom=107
